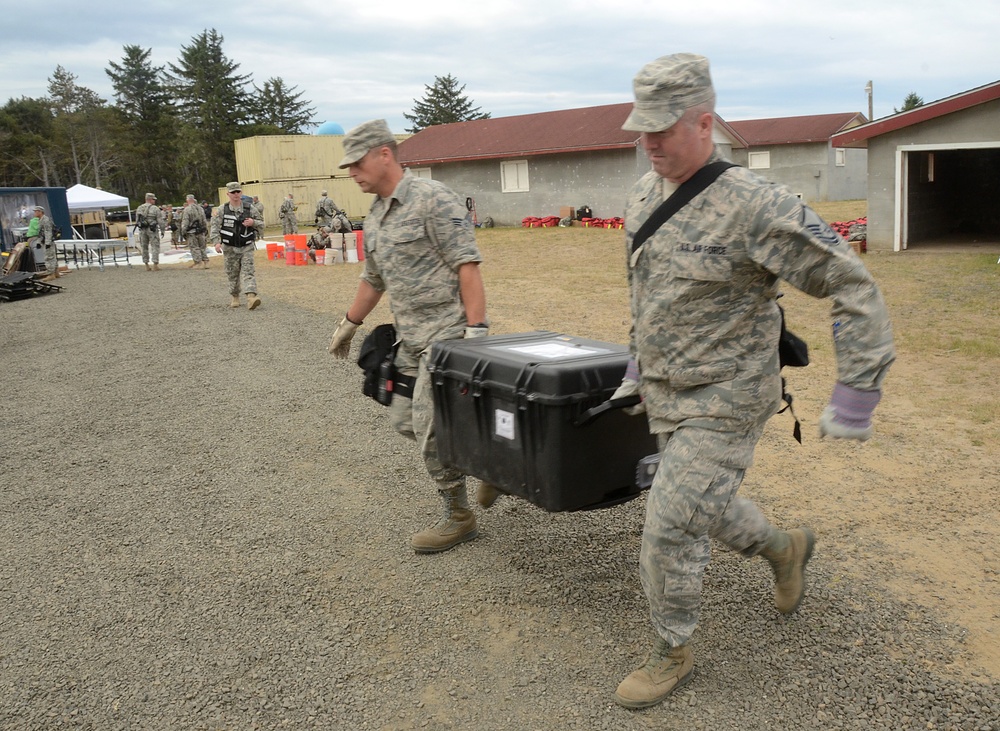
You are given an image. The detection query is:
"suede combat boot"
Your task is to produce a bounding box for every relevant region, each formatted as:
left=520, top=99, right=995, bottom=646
left=760, top=528, right=816, bottom=614
left=476, top=482, right=502, bottom=509
left=614, top=638, right=694, bottom=709
left=152, top=263, right=160, bottom=271
left=411, top=486, right=478, bottom=553
left=230, top=295, right=241, bottom=308
left=145, top=262, right=151, bottom=271
left=247, top=293, right=261, bottom=310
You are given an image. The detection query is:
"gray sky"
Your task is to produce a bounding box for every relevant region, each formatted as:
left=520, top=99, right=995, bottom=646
left=2, top=0, right=996, bottom=132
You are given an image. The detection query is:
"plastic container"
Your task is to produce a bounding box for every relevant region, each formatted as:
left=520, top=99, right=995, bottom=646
left=429, top=331, right=658, bottom=512
left=266, top=242, right=281, bottom=260
left=355, top=230, right=364, bottom=261
left=314, top=249, right=325, bottom=265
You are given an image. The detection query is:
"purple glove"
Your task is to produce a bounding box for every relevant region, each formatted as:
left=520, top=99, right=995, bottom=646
left=818, top=382, right=881, bottom=441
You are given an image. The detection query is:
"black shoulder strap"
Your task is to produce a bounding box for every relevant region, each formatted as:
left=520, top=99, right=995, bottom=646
left=631, top=161, right=736, bottom=255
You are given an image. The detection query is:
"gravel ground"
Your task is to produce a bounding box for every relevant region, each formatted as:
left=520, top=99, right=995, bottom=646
left=1, top=264, right=997, bottom=731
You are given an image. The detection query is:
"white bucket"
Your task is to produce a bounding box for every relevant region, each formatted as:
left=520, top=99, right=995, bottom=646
left=345, top=248, right=359, bottom=263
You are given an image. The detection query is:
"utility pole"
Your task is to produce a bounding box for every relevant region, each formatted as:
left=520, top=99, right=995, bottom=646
left=864, top=80, right=873, bottom=121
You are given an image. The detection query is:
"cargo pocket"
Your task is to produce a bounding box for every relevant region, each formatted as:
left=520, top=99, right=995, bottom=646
left=659, top=360, right=738, bottom=421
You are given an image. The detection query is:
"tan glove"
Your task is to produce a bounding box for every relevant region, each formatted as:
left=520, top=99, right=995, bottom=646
left=329, top=316, right=360, bottom=358
left=611, top=357, right=645, bottom=415
left=464, top=324, right=489, bottom=339
left=610, top=377, right=645, bottom=416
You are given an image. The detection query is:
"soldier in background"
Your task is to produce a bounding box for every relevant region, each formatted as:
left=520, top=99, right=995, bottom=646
left=251, top=196, right=265, bottom=230
left=210, top=182, right=263, bottom=310
left=182, top=194, right=209, bottom=269
left=306, top=226, right=330, bottom=263
left=279, top=193, right=298, bottom=234
left=610, top=53, right=895, bottom=710
left=135, top=193, right=164, bottom=271
left=315, top=190, right=336, bottom=229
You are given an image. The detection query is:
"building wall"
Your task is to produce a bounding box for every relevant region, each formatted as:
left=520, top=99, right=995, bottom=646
left=730, top=142, right=867, bottom=202
left=409, top=148, right=648, bottom=226
left=864, top=98, right=1000, bottom=251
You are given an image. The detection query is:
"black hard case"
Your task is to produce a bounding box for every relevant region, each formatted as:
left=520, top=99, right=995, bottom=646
left=429, top=332, right=657, bottom=512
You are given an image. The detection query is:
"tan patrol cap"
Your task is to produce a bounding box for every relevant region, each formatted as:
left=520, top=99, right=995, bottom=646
left=338, top=119, right=396, bottom=168
left=145, top=192, right=156, bottom=199
left=622, top=53, right=716, bottom=132
left=226, top=182, right=242, bottom=192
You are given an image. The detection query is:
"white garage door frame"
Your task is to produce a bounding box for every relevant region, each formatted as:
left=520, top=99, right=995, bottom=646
left=895, top=141, right=1000, bottom=251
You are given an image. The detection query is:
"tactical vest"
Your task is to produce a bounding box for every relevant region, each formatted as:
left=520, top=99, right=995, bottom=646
left=219, top=203, right=256, bottom=247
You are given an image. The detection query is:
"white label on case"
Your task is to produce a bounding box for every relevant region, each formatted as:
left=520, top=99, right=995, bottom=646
left=495, top=409, right=515, bottom=440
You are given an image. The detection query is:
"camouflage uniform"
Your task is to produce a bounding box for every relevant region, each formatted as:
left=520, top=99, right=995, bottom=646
left=315, top=195, right=336, bottom=229
left=252, top=198, right=265, bottom=229
left=210, top=199, right=263, bottom=297
left=625, top=148, right=895, bottom=648
left=279, top=197, right=298, bottom=234
left=360, top=170, right=481, bottom=493
left=181, top=201, right=209, bottom=263
left=135, top=201, right=164, bottom=265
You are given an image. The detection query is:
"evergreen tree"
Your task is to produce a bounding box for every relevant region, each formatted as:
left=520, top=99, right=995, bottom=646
left=403, top=74, right=490, bottom=133
left=106, top=45, right=180, bottom=200
left=894, top=92, right=925, bottom=114
left=167, top=29, right=253, bottom=190
left=0, top=97, right=58, bottom=186
left=253, top=77, right=316, bottom=134
left=47, top=66, right=115, bottom=188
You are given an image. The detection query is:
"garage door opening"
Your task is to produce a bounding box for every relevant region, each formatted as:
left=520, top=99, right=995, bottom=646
left=901, top=146, right=1000, bottom=249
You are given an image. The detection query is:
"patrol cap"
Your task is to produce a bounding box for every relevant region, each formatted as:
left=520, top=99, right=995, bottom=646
left=145, top=192, right=156, bottom=199
left=185, top=194, right=196, bottom=201
left=622, top=53, right=715, bottom=132
left=33, top=205, right=44, bottom=212
left=226, top=182, right=242, bottom=193
left=338, top=119, right=396, bottom=168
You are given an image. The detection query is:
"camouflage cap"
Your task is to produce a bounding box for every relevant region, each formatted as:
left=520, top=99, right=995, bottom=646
left=145, top=192, right=156, bottom=199
left=338, top=119, right=396, bottom=168
left=226, top=182, right=242, bottom=192
left=33, top=205, right=44, bottom=212
left=622, top=53, right=715, bottom=132
left=185, top=193, right=196, bottom=201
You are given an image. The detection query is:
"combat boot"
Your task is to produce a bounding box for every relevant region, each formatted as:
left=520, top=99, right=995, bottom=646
left=476, top=481, right=502, bottom=509
left=230, top=295, right=241, bottom=308
left=247, top=293, right=261, bottom=310
left=760, top=527, right=815, bottom=614
left=145, top=262, right=151, bottom=271
left=188, top=260, right=198, bottom=268
left=614, top=638, right=694, bottom=709
left=411, top=486, right=479, bottom=553
left=152, top=263, right=160, bottom=271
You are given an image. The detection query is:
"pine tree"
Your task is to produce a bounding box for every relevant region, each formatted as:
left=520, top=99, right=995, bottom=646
left=47, top=66, right=115, bottom=188
left=167, top=29, right=253, bottom=190
left=252, top=77, right=317, bottom=134
left=894, top=92, right=925, bottom=114
left=106, top=45, right=180, bottom=200
left=403, top=74, right=490, bottom=133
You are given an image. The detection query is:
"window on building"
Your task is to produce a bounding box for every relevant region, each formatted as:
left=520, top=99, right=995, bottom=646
left=410, top=167, right=433, bottom=179
left=748, top=151, right=770, bottom=169
left=835, top=148, right=846, bottom=167
left=501, top=160, right=529, bottom=192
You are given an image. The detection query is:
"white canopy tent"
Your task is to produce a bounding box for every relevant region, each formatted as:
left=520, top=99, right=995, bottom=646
left=65, top=184, right=131, bottom=240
